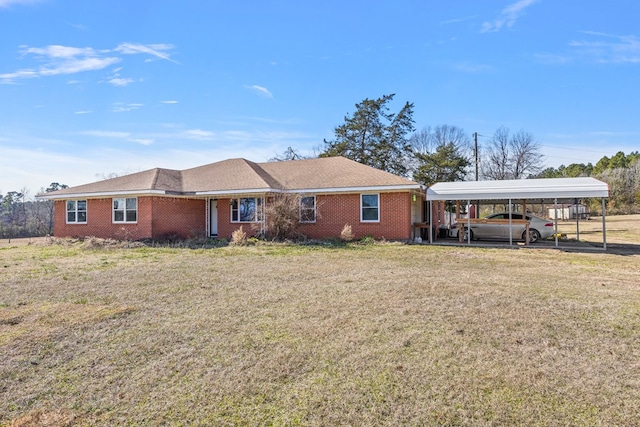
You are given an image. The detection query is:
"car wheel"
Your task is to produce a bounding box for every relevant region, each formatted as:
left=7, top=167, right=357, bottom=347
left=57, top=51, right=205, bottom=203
left=463, top=228, right=474, bottom=241
left=524, top=229, right=540, bottom=243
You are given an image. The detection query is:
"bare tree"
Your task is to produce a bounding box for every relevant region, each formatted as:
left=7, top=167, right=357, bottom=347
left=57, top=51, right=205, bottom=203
left=482, top=126, right=543, bottom=180
left=410, top=125, right=471, bottom=157
left=482, top=126, right=511, bottom=180
left=269, top=146, right=308, bottom=162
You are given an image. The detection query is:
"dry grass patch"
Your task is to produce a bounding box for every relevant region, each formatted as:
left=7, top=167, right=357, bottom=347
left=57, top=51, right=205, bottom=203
left=557, top=213, right=640, bottom=245
left=1, top=239, right=639, bottom=425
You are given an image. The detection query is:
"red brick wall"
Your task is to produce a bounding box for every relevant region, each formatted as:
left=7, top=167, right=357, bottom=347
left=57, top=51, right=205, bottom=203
left=150, top=197, right=206, bottom=239
left=212, top=192, right=412, bottom=241
left=216, top=198, right=263, bottom=239
left=53, top=196, right=206, bottom=240
left=297, top=192, right=413, bottom=240
left=54, top=192, right=414, bottom=241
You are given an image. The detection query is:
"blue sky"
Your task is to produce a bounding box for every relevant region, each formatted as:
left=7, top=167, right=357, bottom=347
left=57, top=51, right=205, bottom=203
left=1, top=0, right=639, bottom=195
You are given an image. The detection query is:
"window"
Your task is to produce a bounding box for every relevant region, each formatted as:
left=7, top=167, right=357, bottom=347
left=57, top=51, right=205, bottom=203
left=231, top=197, right=263, bottom=222
left=361, top=194, right=379, bottom=222
left=66, top=200, right=87, bottom=223
left=300, top=196, right=316, bottom=223
left=113, top=198, right=137, bottom=223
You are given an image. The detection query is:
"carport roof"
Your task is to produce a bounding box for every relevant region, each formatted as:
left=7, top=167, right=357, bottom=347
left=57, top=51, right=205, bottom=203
left=426, top=177, right=609, bottom=201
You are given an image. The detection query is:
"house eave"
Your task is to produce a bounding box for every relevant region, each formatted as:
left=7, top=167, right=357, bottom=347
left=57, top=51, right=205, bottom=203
left=37, top=184, right=421, bottom=200
left=194, top=188, right=278, bottom=196
left=291, top=184, right=421, bottom=194
left=36, top=189, right=168, bottom=200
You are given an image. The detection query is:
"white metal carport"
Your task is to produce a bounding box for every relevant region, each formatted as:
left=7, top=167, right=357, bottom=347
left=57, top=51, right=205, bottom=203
left=426, top=177, right=610, bottom=249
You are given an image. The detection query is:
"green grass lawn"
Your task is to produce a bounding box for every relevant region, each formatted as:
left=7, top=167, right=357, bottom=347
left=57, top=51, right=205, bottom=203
left=1, top=238, right=639, bottom=426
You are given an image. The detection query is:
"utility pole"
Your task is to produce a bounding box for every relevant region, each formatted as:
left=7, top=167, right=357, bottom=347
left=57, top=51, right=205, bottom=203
left=474, top=132, right=479, bottom=181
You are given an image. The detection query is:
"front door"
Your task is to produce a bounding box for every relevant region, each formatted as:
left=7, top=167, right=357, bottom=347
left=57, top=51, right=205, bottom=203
left=210, top=199, right=218, bottom=236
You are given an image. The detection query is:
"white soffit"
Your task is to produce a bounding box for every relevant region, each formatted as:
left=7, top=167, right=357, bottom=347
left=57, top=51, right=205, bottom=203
left=426, top=177, right=609, bottom=201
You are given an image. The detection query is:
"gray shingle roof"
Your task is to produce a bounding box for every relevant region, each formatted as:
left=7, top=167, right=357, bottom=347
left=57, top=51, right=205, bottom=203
left=40, top=157, right=420, bottom=198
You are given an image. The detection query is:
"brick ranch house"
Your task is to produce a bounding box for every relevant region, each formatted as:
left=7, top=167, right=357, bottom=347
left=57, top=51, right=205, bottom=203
left=39, top=156, right=442, bottom=241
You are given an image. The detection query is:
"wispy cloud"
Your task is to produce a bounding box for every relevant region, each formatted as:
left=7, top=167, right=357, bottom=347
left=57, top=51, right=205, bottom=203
left=532, top=52, right=572, bottom=65
left=568, top=32, right=640, bottom=64
left=74, top=110, right=91, bottom=115
left=115, top=43, right=178, bottom=64
left=0, top=42, right=176, bottom=84
left=0, top=0, right=42, bottom=8
left=183, top=129, right=215, bottom=140
left=453, top=61, right=495, bottom=73
left=79, top=130, right=153, bottom=146
left=245, top=84, right=273, bottom=98
left=131, top=138, right=153, bottom=146
left=161, top=100, right=178, bottom=104
left=440, top=15, right=477, bottom=26
left=108, top=77, right=134, bottom=87
left=80, top=130, right=131, bottom=138
left=112, top=103, right=143, bottom=113
left=104, top=67, right=140, bottom=87
left=480, top=0, right=539, bottom=33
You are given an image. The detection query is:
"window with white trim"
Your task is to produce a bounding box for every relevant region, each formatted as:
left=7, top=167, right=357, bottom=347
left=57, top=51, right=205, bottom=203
left=66, top=200, right=87, bottom=223
left=231, top=197, right=263, bottom=222
left=300, top=196, right=316, bottom=223
left=113, top=197, right=137, bottom=223
left=361, top=194, right=379, bottom=222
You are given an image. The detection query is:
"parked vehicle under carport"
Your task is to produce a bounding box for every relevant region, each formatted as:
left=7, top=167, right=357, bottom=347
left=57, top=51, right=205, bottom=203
left=448, top=212, right=555, bottom=243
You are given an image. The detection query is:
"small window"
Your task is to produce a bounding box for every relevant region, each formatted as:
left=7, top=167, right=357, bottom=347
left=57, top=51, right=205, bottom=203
left=361, top=194, right=379, bottom=222
left=66, top=200, right=87, bottom=223
left=300, top=196, right=316, bottom=223
left=113, top=197, right=137, bottom=223
left=231, top=197, right=263, bottom=222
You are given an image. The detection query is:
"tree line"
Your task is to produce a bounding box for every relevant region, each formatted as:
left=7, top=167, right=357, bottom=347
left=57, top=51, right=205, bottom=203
left=275, top=94, right=544, bottom=186
left=535, top=151, right=640, bottom=214
left=0, top=183, right=67, bottom=239
left=277, top=93, right=637, bottom=213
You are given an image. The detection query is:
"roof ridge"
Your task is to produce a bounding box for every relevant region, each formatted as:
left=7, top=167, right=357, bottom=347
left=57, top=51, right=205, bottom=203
left=244, top=159, right=283, bottom=190
left=150, top=168, right=161, bottom=190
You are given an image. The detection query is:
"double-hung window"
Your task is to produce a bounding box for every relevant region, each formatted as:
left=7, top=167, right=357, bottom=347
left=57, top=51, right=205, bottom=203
left=300, top=196, right=316, bottom=223
left=113, top=197, right=137, bottom=223
left=231, top=197, right=263, bottom=222
left=361, top=194, right=380, bottom=222
left=66, top=200, right=87, bottom=223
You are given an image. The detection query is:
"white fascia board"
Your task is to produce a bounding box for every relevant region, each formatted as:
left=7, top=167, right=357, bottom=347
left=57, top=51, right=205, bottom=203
left=36, top=189, right=167, bottom=200
left=195, top=188, right=279, bottom=196
left=289, top=184, right=421, bottom=194
left=196, top=185, right=420, bottom=196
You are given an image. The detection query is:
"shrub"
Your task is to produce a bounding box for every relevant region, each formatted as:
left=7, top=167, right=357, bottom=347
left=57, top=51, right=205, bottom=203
left=230, top=226, right=248, bottom=246
left=340, top=224, right=355, bottom=242
left=262, top=193, right=303, bottom=241
left=359, top=235, right=375, bottom=245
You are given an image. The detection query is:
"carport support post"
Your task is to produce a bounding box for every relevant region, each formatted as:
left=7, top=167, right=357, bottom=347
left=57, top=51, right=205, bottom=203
left=429, top=201, right=433, bottom=244
left=554, top=198, right=559, bottom=248
left=466, top=200, right=471, bottom=244
left=576, top=198, right=580, bottom=241
left=602, top=198, right=607, bottom=250
left=508, top=199, right=513, bottom=246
